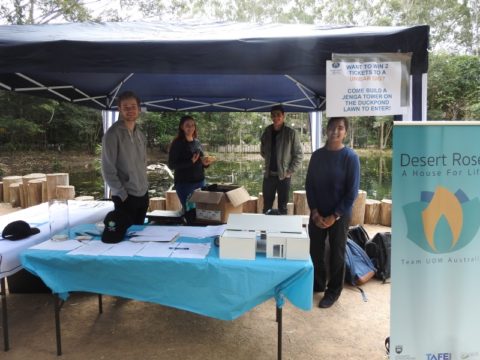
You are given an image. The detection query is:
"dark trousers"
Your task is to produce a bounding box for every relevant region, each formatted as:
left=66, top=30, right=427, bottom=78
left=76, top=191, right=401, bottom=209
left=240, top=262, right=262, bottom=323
left=262, top=175, right=291, bottom=214
left=308, top=215, right=350, bottom=297
left=112, top=192, right=149, bottom=225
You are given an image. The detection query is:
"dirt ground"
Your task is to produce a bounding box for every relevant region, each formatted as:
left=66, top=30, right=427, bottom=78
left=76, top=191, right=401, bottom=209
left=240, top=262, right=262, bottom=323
left=1, top=204, right=391, bottom=360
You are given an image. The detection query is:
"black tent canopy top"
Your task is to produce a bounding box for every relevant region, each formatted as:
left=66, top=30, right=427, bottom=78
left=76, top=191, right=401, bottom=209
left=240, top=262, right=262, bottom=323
left=0, top=21, right=429, bottom=112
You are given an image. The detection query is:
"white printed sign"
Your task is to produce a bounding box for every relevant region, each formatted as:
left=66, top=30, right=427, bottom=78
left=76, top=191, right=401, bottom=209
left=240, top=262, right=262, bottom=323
left=326, top=60, right=402, bottom=117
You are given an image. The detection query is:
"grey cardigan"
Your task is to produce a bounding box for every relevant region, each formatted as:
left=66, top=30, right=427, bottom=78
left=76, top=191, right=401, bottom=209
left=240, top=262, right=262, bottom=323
left=101, top=120, right=149, bottom=201
left=260, top=124, right=303, bottom=180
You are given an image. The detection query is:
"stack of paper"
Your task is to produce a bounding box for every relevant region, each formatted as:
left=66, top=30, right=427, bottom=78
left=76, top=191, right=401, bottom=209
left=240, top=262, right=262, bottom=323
left=127, top=227, right=179, bottom=242
left=135, top=241, right=211, bottom=259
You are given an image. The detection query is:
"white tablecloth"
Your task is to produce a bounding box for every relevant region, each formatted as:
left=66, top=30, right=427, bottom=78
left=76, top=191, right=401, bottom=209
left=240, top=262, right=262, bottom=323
left=0, top=200, right=113, bottom=278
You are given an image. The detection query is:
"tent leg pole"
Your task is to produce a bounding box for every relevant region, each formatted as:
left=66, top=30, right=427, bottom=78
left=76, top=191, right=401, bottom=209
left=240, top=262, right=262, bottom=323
left=98, top=294, right=103, bottom=314
left=1, top=277, right=9, bottom=351
left=277, top=306, right=282, bottom=360
left=54, top=295, right=63, bottom=356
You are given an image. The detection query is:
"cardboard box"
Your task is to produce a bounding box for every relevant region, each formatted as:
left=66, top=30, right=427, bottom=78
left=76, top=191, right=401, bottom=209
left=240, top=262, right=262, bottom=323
left=190, top=185, right=250, bottom=223
left=220, top=230, right=256, bottom=260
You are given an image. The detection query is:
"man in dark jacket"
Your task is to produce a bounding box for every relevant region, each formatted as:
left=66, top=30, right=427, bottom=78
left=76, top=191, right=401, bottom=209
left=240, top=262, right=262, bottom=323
left=260, top=105, right=303, bottom=214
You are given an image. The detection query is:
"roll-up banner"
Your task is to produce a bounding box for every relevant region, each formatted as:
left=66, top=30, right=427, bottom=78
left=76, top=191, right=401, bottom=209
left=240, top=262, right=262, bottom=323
left=392, top=121, right=480, bottom=360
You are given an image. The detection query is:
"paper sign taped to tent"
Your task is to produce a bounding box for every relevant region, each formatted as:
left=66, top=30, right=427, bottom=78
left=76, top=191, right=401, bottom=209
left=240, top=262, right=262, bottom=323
left=326, top=60, right=402, bottom=117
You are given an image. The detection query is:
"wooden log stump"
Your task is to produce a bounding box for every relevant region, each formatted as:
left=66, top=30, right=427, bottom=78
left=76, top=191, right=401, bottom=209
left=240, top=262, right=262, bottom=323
left=364, top=199, right=381, bottom=224
left=23, top=173, right=46, bottom=207
left=28, top=179, right=45, bottom=206
left=0, top=181, right=3, bottom=202
left=257, top=192, right=264, bottom=214
left=75, top=195, right=95, bottom=201
left=47, top=173, right=69, bottom=200
left=19, top=183, right=27, bottom=208
left=243, top=196, right=258, bottom=213
left=149, top=197, right=166, bottom=211
left=350, top=190, right=367, bottom=226
left=165, top=190, right=182, bottom=211
left=9, top=183, right=21, bottom=208
left=380, top=199, right=392, bottom=227
left=287, top=202, right=294, bottom=215
left=256, top=193, right=278, bottom=213
left=3, top=175, right=22, bottom=204
left=42, top=180, right=48, bottom=202
left=56, top=185, right=75, bottom=200
left=293, top=190, right=310, bottom=215
left=272, top=194, right=278, bottom=211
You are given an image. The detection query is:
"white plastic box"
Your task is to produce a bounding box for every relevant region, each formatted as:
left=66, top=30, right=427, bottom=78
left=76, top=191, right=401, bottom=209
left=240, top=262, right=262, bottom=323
left=267, top=230, right=310, bottom=260
left=219, top=229, right=256, bottom=260
left=220, top=214, right=310, bottom=261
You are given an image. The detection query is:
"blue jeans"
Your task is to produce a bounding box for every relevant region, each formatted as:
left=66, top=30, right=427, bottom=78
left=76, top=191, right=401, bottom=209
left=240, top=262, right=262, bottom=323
left=175, top=180, right=205, bottom=211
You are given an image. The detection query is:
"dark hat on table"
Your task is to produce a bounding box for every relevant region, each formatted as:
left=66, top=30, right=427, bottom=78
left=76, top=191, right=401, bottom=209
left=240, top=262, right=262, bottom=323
left=2, top=220, right=40, bottom=241
left=101, top=210, right=132, bottom=244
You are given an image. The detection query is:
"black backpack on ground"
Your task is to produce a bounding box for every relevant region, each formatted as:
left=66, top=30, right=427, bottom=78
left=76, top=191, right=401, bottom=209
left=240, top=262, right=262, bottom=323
left=365, top=232, right=391, bottom=283
left=348, top=225, right=370, bottom=249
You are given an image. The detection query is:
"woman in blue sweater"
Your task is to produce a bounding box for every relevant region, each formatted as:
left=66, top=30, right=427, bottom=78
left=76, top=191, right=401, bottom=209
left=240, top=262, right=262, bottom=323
left=168, top=115, right=214, bottom=212
left=305, top=117, right=360, bottom=308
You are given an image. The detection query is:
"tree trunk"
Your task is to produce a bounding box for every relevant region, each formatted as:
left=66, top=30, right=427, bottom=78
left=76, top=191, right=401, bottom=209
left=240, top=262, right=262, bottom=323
left=380, top=122, right=384, bottom=150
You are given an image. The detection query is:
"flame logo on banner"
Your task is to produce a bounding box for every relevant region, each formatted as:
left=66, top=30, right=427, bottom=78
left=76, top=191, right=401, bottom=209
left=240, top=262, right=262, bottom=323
left=422, top=187, right=462, bottom=252
left=403, top=187, right=480, bottom=254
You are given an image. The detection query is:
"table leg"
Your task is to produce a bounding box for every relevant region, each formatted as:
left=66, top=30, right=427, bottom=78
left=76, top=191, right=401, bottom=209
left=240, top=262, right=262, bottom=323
left=277, top=306, right=282, bottom=360
left=54, top=294, right=64, bottom=356
left=1, top=277, right=9, bottom=351
left=98, top=294, right=103, bottom=314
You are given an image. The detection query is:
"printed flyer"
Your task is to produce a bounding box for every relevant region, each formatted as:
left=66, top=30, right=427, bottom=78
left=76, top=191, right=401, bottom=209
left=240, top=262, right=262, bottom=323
left=326, top=60, right=401, bottom=117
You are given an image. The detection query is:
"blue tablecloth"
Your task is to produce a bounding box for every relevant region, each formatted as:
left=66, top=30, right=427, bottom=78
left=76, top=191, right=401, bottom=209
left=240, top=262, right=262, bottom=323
left=21, top=224, right=313, bottom=321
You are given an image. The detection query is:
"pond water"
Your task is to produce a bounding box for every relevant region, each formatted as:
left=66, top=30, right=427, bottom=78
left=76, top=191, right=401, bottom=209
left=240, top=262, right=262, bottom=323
left=71, top=153, right=392, bottom=201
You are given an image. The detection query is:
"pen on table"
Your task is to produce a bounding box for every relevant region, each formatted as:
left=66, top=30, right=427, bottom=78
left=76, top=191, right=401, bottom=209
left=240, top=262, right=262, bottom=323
left=169, top=247, right=190, bottom=250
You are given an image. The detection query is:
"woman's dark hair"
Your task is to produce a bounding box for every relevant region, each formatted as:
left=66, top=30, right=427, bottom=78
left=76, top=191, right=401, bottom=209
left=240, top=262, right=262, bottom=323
left=174, top=115, right=197, bottom=142
left=327, top=117, right=349, bottom=132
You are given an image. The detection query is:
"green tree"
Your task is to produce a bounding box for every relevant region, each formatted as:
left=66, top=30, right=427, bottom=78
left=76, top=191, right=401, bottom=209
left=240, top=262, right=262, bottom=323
left=139, top=112, right=178, bottom=151
left=428, top=54, right=480, bottom=120
left=0, top=0, right=92, bottom=24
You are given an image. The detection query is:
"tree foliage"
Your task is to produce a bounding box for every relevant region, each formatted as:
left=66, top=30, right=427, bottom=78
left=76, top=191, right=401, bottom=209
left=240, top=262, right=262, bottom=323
left=0, top=0, right=93, bottom=24
left=428, top=54, right=480, bottom=120
left=109, top=0, right=479, bottom=55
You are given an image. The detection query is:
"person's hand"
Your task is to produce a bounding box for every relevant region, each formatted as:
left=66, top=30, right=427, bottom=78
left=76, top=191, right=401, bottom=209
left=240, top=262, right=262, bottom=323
left=312, top=210, right=336, bottom=229
left=201, top=155, right=215, bottom=166
left=320, top=215, right=336, bottom=229
left=311, top=209, right=323, bottom=228
left=191, top=152, right=200, bottom=163
left=285, top=171, right=292, bottom=178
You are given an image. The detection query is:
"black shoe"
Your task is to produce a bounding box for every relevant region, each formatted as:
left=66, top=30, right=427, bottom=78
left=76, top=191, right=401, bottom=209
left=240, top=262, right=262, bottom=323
left=319, top=294, right=338, bottom=308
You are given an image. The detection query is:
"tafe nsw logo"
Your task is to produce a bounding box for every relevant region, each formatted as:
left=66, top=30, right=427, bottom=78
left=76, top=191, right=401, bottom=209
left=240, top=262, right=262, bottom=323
left=426, top=353, right=452, bottom=360
left=404, top=186, right=480, bottom=253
